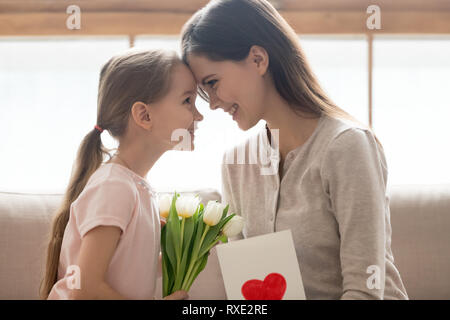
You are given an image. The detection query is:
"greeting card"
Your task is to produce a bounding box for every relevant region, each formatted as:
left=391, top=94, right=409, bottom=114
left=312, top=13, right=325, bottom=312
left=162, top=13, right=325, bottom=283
left=216, top=229, right=305, bottom=300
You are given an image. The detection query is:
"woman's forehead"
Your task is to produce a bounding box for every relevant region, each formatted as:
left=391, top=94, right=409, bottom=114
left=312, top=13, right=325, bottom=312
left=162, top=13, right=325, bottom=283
left=171, top=63, right=197, bottom=92
left=186, top=55, right=212, bottom=72
left=186, top=55, right=227, bottom=83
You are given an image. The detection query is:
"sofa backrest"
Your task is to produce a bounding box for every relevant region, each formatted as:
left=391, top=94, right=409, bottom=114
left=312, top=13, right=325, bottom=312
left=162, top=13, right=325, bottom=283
left=0, top=192, right=58, bottom=300
left=388, top=184, right=450, bottom=300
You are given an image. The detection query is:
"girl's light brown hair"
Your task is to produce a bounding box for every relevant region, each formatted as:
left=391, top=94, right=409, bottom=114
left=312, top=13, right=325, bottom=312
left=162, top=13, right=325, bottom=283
left=39, top=49, right=181, bottom=299
left=181, top=0, right=382, bottom=147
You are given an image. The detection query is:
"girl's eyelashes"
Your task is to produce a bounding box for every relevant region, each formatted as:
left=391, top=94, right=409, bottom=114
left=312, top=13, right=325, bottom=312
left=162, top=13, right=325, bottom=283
left=183, top=96, right=193, bottom=105
left=183, top=95, right=197, bottom=106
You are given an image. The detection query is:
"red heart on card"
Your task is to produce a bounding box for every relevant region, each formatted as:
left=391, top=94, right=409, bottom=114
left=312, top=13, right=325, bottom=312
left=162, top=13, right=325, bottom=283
left=241, top=273, right=287, bottom=300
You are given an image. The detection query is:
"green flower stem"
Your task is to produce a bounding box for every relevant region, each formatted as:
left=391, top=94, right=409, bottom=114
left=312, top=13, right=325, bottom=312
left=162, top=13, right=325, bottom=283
left=162, top=252, right=167, bottom=297
left=184, top=258, right=203, bottom=291
left=181, top=224, right=210, bottom=290
left=182, top=236, right=221, bottom=292
left=181, top=258, right=195, bottom=290
left=170, top=217, right=185, bottom=292
left=180, top=217, right=185, bottom=250
left=202, top=237, right=221, bottom=255
left=175, top=218, right=187, bottom=279
left=199, top=224, right=209, bottom=249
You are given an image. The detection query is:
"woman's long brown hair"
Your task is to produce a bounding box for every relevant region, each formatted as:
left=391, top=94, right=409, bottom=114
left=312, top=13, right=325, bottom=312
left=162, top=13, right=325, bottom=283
left=181, top=0, right=382, bottom=147
left=39, top=49, right=181, bottom=299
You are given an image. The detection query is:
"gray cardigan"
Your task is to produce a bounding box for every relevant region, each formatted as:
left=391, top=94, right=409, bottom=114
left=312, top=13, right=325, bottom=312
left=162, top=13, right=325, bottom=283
left=221, top=113, right=408, bottom=300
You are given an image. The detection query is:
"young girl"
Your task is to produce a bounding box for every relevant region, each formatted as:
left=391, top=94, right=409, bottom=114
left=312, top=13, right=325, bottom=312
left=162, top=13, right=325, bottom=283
left=181, top=0, right=408, bottom=299
left=40, top=49, right=203, bottom=300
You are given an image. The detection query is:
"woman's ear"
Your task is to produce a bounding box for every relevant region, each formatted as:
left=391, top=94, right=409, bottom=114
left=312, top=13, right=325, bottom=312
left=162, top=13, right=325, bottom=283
left=131, top=101, right=152, bottom=131
left=247, top=45, right=269, bottom=76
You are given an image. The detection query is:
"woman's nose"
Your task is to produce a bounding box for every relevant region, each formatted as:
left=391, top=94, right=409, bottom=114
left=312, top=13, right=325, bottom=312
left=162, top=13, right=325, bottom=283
left=209, top=101, right=220, bottom=110
left=208, top=93, right=221, bottom=111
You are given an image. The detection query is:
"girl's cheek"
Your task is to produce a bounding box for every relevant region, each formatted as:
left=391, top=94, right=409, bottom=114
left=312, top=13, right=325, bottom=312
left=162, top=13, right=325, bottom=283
left=181, top=107, right=194, bottom=127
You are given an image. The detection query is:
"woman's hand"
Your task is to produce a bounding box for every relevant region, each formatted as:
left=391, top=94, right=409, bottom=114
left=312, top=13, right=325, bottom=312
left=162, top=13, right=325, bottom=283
left=163, top=290, right=189, bottom=300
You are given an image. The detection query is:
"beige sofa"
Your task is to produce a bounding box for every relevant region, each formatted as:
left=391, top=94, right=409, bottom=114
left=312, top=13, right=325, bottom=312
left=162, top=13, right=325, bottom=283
left=1, top=185, right=449, bottom=300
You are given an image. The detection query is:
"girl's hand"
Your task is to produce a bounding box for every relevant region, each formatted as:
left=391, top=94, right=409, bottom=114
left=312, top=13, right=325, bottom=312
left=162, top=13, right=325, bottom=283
left=160, top=218, right=166, bottom=228
left=163, top=290, right=189, bottom=300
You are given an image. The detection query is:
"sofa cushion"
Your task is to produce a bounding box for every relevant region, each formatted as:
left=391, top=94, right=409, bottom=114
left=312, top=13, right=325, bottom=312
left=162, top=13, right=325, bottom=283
left=0, top=192, right=59, bottom=300
left=388, top=184, right=450, bottom=300
left=0, top=189, right=221, bottom=300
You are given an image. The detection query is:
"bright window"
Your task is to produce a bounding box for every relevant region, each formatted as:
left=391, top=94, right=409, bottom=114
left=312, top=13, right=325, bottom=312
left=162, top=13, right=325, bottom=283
left=299, top=35, right=369, bottom=125
left=372, top=36, right=450, bottom=185
left=1, top=35, right=448, bottom=193
left=0, top=37, right=129, bottom=192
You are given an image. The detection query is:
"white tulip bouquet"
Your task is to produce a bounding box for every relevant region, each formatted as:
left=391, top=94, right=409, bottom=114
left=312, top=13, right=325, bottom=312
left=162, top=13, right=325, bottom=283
left=159, top=193, right=244, bottom=298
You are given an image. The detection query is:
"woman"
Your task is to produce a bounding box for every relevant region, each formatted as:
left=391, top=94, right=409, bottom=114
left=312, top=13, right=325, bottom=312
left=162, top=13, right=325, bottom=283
left=181, top=0, right=408, bottom=299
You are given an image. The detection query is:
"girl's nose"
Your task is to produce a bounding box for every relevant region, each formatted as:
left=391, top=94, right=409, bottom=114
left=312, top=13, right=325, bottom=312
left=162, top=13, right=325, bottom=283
left=196, top=111, right=204, bottom=122
left=193, top=105, right=204, bottom=122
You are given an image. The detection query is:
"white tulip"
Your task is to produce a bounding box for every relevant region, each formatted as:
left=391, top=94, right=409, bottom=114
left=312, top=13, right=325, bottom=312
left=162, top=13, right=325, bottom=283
left=176, top=195, right=200, bottom=218
left=203, top=201, right=226, bottom=226
left=158, top=194, right=172, bottom=219
left=222, top=215, right=245, bottom=238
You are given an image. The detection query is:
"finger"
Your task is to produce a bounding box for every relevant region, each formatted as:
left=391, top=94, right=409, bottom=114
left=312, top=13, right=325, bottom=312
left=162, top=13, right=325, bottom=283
left=160, top=219, right=166, bottom=228
left=177, top=290, right=189, bottom=300
left=164, top=290, right=188, bottom=300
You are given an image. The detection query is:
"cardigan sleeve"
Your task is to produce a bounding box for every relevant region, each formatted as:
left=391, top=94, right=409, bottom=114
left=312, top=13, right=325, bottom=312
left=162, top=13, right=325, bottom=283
left=320, top=128, right=389, bottom=299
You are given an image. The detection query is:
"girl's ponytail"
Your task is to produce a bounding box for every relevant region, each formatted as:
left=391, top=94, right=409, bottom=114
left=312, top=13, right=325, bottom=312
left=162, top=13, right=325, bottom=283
left=39, top=127, right=111, bottom=299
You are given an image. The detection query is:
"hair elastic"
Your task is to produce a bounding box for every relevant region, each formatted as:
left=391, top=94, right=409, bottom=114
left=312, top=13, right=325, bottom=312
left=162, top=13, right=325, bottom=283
left=94, top=124, right=104, bottom=133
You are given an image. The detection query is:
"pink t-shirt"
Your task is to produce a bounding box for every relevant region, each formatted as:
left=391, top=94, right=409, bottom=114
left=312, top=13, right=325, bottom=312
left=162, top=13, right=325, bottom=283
left=48, top=162, right=161, bottom=300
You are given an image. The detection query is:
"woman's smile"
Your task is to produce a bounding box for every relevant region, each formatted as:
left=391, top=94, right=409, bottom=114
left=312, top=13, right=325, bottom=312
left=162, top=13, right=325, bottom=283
left=227, top=104, right=239, bottom=121
left=232, top=105, right=239, bottom=121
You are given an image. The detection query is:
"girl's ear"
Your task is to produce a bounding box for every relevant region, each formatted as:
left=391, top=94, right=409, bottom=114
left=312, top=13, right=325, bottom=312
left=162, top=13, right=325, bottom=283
left=247, top=45, right=269, bottom=76
left=131, top=101, right=152, bottom=130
